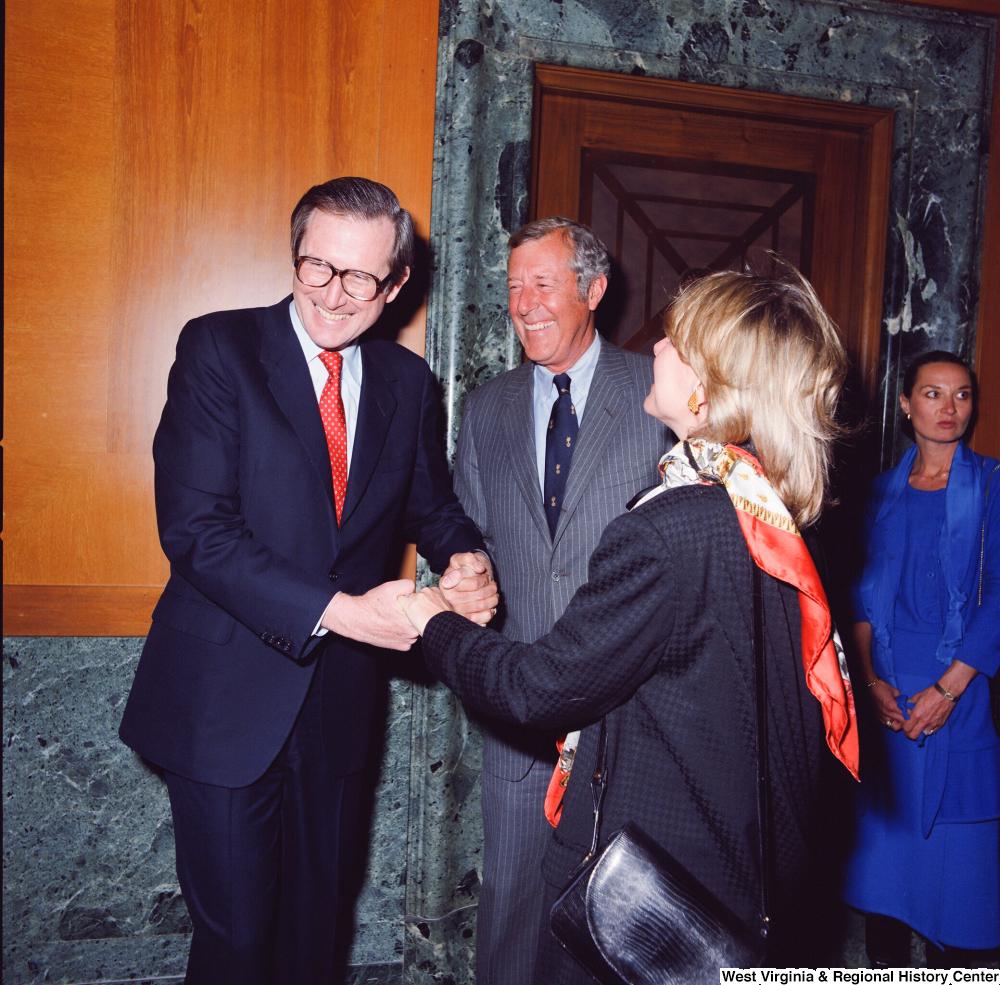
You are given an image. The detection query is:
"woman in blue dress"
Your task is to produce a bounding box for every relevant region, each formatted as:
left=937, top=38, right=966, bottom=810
left=844, top=351, right=1000, bottom=968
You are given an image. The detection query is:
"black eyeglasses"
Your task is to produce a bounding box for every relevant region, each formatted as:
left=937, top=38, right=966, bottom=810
left=294, top=256, right=393, bottom=302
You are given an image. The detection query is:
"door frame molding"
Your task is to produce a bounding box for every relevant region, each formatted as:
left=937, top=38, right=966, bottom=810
left=530, top=64, right=895, bottom=402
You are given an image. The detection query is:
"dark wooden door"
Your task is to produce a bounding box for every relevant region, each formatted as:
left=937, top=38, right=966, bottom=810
left=531, top=65, right=894, bottom=402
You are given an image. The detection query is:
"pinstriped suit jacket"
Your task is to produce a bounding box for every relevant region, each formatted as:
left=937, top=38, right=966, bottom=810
left=454, top=336, right=671, bottom=780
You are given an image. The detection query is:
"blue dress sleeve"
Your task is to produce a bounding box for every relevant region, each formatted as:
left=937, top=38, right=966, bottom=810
left=959, top=473, right=1000, bottom=677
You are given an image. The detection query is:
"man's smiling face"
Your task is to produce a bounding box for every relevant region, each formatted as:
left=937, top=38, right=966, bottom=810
left=292, top=210, right=406, bottom=351
left=506, top=231, right=604, bottom=373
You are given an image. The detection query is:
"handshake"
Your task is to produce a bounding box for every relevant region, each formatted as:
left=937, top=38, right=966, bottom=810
left=319, top=551, right=499, bottom=650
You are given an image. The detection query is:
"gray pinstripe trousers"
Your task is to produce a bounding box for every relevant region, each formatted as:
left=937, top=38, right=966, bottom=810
left=477, top=755, right=555, bottom=985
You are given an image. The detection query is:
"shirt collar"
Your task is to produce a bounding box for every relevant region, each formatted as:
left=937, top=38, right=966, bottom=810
left=532, top=331, right=601, bottom=392
left=289, top=299, right=362, bottom=383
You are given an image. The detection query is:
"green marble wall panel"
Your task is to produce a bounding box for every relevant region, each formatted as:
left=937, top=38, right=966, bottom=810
left=2, top=637, right=409, bottom=984
left=426, top=0, right=995, bottom=469
left=412, top=0, right=995, bottom=979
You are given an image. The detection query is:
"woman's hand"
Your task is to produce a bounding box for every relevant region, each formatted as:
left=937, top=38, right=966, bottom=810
left=902, top=685, right=957, bottom=741
left=397, top=585, right=453, bottom=635
left=869, top=679, right=905, bottom=732
left=901, top=659, right=977, bottom=741
left=853, top=622, right=905, bottom=731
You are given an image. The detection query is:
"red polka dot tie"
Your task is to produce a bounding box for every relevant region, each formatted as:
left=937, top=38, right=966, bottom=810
left=318, top=350, right=348, bottom=525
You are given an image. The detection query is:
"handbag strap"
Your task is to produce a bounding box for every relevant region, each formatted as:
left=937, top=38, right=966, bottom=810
left=582, top=561, right=772, bottom=936
left=583, top=718, right=609, bottom=866
left=752, top=561, right=771, bottom=938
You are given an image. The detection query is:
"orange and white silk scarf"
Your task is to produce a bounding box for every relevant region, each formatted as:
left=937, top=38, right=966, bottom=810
left=544, top=440, right=859, bottom=828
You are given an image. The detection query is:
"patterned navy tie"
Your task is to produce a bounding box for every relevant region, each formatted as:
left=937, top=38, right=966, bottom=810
left=544, top=373, right=578, bottom=539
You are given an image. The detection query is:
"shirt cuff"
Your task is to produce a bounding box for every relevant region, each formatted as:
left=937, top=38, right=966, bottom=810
left=313, top=594, right=338, bottom=637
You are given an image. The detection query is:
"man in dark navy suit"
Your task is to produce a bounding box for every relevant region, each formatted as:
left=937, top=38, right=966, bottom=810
left=120, top=177, right=496, bottom=985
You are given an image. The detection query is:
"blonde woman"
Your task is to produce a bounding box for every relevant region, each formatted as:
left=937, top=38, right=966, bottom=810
left=401, top=270, right=859, bottom=982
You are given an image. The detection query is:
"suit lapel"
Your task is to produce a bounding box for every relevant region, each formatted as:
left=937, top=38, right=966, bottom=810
left=555, top=339, right=633, bottom=544
left=500, top=365, right=551, bottom=544
left=259, top=302, right=338, bottom=540
left=340, top=346, right=397, bottom=528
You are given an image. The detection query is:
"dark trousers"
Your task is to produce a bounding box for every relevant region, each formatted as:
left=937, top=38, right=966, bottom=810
left=165, top=666, right=364, bottom=985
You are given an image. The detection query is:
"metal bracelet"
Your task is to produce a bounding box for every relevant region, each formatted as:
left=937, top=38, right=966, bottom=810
left=934, top=682, right=959, bottom=703
left=867, top=676, right=882, bottom=688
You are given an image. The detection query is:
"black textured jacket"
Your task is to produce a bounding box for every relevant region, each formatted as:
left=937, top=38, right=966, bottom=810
left=422, top=482, right=824, bottom=978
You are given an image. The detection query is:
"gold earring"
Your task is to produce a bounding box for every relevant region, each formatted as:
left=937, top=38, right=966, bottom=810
left=687, top=389, right=700, bottom=415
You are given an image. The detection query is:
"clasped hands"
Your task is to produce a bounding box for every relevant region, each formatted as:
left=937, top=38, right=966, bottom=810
left=868, top=664, right=973, bottom=741
left=321, top=551, right=497, bottom=651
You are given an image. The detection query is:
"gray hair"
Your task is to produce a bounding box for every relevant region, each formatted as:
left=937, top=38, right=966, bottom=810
left=508, top=217, right=610, bottom=300
left=290, top=177, right=414, bottom=288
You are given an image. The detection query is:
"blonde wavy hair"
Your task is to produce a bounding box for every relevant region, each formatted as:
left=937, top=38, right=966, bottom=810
left=665, top=269, right=847, bottom=528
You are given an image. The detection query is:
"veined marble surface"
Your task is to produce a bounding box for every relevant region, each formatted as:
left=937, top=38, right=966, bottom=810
left=414, top=0, right=995, bottom=979
left=2, top=637, right=411, bottom=984
left=3, top=637, right=185, bottom=982
left=427, top=0, right=994, bottom=470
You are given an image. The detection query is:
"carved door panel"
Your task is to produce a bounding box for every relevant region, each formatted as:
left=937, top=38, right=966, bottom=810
left=531, top=65, right=893, bottom=401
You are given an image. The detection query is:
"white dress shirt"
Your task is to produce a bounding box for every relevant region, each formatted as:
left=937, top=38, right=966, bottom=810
left=289, top=301, right=364, bottom=634
left=290, top=300, right=362, bottom=472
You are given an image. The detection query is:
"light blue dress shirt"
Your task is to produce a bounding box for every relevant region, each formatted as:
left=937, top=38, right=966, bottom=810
left=532, top=332, right=601, bottom=493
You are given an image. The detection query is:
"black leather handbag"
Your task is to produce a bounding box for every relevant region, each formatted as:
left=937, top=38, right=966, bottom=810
left=549, top=564, right=771, bottom=985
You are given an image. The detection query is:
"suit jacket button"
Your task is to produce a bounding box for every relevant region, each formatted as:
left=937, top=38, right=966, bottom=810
left=329, top=568, right=340, bottom=583
left=551, top=571, right=560, bottom=582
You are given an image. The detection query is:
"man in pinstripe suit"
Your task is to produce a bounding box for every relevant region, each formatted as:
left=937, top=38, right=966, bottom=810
left=453, top=217, right=671, bottom=983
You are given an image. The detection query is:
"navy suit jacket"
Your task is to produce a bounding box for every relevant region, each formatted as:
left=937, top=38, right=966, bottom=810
left=120, top=297, right=484, bottom=787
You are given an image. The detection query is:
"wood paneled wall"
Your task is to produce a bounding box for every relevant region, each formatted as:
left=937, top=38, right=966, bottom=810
left=4, top=0, right=440, bottom=635
left=6, top=0, right=998, bottom=636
